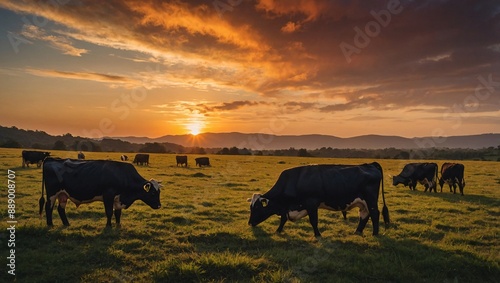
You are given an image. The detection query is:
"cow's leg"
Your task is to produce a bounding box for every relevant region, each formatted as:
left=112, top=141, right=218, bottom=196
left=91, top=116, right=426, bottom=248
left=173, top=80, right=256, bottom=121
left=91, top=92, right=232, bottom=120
left=276, top=213, right=288, bottom=233
left=459, top=181, right=464, bottom=196
left=355, top=217, right=369, bottom=235
left=45, top=199, right=54, bottom=226
left=114, top=209, right=122, bottom=226
left=342, top=211, right=347, bottom=220
left=103, top=194, right=114, bottom=227
left=57, top=204, right=70, bottom=226
left=369, top=207, right=380, bottom=235
left=306, top=208, right=321, bottom=237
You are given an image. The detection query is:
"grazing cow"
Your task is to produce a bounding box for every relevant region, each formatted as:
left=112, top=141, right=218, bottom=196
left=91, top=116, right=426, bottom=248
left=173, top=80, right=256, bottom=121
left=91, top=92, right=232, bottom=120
left=22, top=150, right=50, bottom=167
left=393, top=163, right=438, bottom=192
left=133, top=154, right=149, bottom=166
left=176, top=155, right=188, bottom=167
left=77, top=152, right=85, bottom=160
left=120, top=155, right=128, bottom=161
left=439, top=163, right=466, bottom=195
left=195, top=157, right=210, bottom=167
left=39, top=158, right=161, bottom=227
left=248, top=163, right=389, bottom=237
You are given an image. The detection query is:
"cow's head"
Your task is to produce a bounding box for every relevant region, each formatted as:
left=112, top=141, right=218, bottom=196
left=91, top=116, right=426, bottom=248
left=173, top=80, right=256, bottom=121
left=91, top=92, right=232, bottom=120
left=247, top=193, right=276, bottom=227
left=121, top=179, right=162, bottom=209
left=392, top=175, right=409, bottom=187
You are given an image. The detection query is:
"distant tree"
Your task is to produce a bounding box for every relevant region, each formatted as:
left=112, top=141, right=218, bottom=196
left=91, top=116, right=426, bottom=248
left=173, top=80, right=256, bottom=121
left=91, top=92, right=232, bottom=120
left=139, top=142, right=166, bottom=153
left=240, top=148, right=252, bottom=155
left=397, top=151, right=410, bottom=159
left=229, top=147, right=240, bottom=155
left=0, top=139, right=22, bottom=148
left=298, top=148, right=312, bottom=157
left=53, top=140, right=66, bottom=150
left=32, top=143, right=45, bottom=149
left=189, top=147, right=206, bottom=154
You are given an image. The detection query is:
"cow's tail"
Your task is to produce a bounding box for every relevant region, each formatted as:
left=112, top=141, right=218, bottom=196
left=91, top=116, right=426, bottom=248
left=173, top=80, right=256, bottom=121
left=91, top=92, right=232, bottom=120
left=39, top=164, right=46, bottom=218
left=434, top=164, right=439, bottom=191
left=376, top=162, right=390, bottom=227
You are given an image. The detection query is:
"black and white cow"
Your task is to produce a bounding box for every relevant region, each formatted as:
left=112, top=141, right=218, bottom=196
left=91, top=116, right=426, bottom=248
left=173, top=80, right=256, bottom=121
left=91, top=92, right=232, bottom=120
left=176, top=155, right=188, bottom=167
left=120, top=155, right=128, bottom=161
left=39, top=158, right=162, bottom=227
left=195, top=157, right=210, bottom=167
left=439, top=163, right=466, bottom=195
left=22, top=150, right=50, bottom=167
left=133, top=154, right=149, bottom=166
left=248, top=163, right=389, bottom=237
left=392, top=163, right=438, bottom=192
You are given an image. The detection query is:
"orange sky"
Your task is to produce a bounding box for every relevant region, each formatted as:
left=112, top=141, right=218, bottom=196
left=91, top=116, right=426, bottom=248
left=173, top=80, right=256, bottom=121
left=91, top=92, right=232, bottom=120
left=0, top=0, right=499, bottom=139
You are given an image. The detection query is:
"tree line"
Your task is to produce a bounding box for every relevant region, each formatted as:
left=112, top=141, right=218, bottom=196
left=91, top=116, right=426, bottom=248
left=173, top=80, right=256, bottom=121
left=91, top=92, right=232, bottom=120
left=1, top=126, right=498, bottom=161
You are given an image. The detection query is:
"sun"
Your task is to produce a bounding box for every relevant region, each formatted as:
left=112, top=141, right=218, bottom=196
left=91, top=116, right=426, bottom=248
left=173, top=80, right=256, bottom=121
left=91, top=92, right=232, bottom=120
left=186, top=122, right=202, bottom=136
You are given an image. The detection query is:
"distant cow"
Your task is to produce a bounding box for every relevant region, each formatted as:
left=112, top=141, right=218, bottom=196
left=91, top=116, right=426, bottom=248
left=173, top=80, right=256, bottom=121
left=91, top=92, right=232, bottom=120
left=22, top=150, right=50, bottom=167
left=133, top=154, right=149, bottom=166
left=248, top=163, right=389, bottom=237
left=120, top=155, right=128, bottom=161
left=195, top=157, right=210, bottom=167
left=439, top=163, right=466, bottom=195
left=39, top=158, right=162, bottom=227
left=77, top=152, right=85, bottom=160
left=176, top=155, right=188, bottom=167
left=393, top=163, right=438, bottom=192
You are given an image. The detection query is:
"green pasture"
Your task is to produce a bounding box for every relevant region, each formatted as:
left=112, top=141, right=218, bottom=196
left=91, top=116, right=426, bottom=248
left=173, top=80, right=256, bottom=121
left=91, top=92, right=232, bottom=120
left=0, top=148, right=498, bottom=282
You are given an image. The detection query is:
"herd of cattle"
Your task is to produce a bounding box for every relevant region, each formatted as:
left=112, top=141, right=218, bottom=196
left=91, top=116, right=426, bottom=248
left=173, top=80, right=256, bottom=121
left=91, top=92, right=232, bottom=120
left=21, top=150, right=466, bottom=237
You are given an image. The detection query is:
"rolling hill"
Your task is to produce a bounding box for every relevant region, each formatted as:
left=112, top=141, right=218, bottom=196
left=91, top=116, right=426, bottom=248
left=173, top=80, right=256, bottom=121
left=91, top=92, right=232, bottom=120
left=117, top=132, right=500, bottom=150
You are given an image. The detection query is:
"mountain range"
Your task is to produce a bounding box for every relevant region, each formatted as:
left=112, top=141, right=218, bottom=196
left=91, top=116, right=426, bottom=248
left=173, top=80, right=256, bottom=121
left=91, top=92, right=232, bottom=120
left=115, top=132, right=500, bottom=150
left=1, top=125, right=498, bottom=150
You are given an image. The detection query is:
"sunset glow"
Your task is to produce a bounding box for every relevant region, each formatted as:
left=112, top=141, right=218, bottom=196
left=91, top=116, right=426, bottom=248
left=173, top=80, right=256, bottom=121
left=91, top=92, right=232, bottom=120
left=0, top=1, right=498, bottom=139
left=187, top=123, right=202, bottom=136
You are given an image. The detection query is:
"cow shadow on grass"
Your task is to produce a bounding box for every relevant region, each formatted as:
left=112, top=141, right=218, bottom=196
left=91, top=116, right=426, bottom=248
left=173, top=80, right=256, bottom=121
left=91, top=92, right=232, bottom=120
left=416, top=189, right=500, bottom=209
left=13, top=224, right=140, bottom=283
left=183, top=228, right=499, bottom=282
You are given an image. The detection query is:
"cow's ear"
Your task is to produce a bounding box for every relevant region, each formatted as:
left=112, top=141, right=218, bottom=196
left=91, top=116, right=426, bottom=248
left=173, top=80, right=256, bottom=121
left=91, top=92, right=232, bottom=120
left=261, top=198, right=269, bottom=207
left=144, top=183, right=151, bottom=192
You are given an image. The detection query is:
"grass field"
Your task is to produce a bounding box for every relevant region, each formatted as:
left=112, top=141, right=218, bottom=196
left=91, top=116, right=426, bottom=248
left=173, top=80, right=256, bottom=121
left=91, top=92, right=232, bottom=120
left=0, top=148, right=499, bottom=282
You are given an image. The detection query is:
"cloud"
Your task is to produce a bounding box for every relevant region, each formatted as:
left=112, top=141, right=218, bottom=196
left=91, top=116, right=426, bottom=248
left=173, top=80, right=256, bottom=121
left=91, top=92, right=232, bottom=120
left=20, top=24, right=88, bottom=56
left=25, top=68, right=138, bottom=85
left=1, top=0, right=499, bottom=116
left=281, top=21, right=301, bottom=33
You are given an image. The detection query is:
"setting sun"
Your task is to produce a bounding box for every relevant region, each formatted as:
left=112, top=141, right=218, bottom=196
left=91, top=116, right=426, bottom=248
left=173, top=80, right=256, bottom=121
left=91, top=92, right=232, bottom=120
left=186, top=122, right=203, bottom=136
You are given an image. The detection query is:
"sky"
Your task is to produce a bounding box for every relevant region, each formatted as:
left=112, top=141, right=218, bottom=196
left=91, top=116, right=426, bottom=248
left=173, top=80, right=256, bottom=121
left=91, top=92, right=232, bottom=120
left=0, top=0, right=499, bottom=139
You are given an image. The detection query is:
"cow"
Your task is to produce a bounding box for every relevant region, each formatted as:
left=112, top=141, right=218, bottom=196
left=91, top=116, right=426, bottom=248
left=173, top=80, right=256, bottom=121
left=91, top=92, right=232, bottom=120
left=77, top=152, right=85, bottom=160
left=39, top=158, right=161, bottom=227
left=392, top=163, right=438, bottom=192
left=195, top=157, right=210, bottom=167
left=176, top=155, right=188, bottom=167
left=120, top=155, right=128, bottom=161
left=22, top=150, right=50, bottom=167
left=247, top=163, right=390, bottom=238
left=439, top=163, right=466, bottom=195
left=133, top=154, right=149, bottom=166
